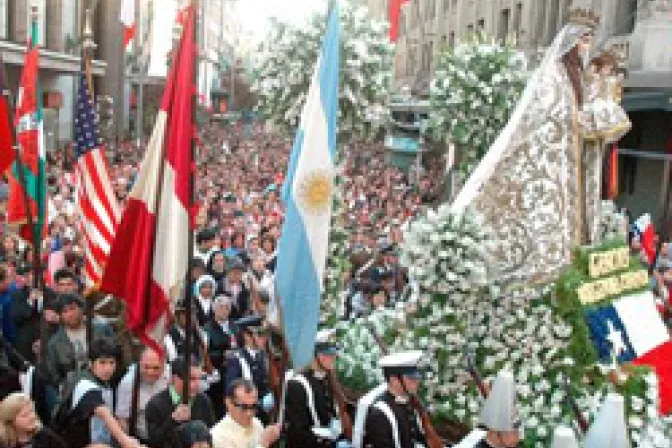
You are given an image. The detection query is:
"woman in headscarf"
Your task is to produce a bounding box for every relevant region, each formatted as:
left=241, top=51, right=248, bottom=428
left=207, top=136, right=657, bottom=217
left=194, top=275, right=218, bottom=327
left=206, top=250, right=228, bottom=288
left=452, top=6, right=604, bottom=283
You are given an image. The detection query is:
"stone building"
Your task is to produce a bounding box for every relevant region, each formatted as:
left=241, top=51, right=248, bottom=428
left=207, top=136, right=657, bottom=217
left=0, top=0, right=113, bottom=149
left=364, top=0, right=672, bottom=232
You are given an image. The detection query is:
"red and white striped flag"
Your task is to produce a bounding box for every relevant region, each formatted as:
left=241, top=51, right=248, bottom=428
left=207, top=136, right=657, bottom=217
left=120, top=0, right=136, bottom=49
left=101, top=6, right=196, bottom=357
left=74, top=60, right=121, bottom=290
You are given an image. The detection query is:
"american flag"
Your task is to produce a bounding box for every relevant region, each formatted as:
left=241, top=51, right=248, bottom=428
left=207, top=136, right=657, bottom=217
left=74, top=62, right=121, bottom=289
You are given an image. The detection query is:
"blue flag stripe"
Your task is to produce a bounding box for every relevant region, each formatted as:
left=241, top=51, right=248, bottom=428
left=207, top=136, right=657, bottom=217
left=584, top=305, right=637, bottom=363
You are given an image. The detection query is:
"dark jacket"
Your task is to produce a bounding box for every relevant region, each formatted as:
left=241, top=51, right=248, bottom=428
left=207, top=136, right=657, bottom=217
left=363, top=392, right=427, bottom=448
left=10, top=286, right=59, bottom=363
left=45, top=323, right=113, bottom=385
left=14, top=427, right=68, bottom=448
left=284, top=369, right=341, bottom=448
left=203, top=319, right=236, bottom=419
left=145, top=389, right=216, bottom=448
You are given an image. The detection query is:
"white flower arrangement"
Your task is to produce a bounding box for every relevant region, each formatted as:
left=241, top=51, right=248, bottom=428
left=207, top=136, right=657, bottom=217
left=253, top=0, right=393, bottom=141
left=600, top=200, right=628, bottom=243
left=429, top=34, right=528, bottom=179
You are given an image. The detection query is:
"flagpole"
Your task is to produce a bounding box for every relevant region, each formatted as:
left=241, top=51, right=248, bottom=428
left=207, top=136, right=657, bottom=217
left=81, top=6, right=97, bottom=356
left=8, top=5, right=47, bottom=366
left=182, top=0, right=198, bottom=405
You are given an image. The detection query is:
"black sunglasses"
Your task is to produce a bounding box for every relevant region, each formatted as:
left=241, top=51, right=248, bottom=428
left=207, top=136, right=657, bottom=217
left=233, top=401, right=258, bottom=411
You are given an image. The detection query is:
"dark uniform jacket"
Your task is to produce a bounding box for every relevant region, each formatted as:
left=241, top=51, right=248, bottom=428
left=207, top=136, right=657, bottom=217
left=166, top=325, right=205, bottom=363
left=145, top=388, right=216, bottom=448
left=284, top=369, right=342, bottom=448
left=363, top=392, right=427, bottom=448
left=225, top=347, right=269, bottom=397
left=203, top=319, right=237, bottom=419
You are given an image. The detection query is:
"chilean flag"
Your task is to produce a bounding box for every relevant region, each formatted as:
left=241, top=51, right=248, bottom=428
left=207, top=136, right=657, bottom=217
left=633, top=214, right=656, bottom=265
left=120, top=0, right=136, bottom=49
left=584, top=291, right=672, bottom=414
left=101, top=6, right=196, bottom=357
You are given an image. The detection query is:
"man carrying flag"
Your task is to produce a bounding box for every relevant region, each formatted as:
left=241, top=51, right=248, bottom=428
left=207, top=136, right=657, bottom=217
left=275, top=0, right=340, bottom=370
left=7, top=6, right=46, bottom=246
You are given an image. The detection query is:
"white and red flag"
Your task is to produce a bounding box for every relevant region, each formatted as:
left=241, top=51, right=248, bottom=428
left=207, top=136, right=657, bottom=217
left=120, top=0, right=136, bottom=49
left=633, top=214, right=656, bottom=265
left=101, top=6, right=196, bottom=357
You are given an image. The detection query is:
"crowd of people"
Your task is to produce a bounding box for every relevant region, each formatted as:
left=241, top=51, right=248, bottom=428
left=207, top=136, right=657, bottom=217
left=0, top=112, right=662, bottom=448
left=0, top=120, right=453, bottom=448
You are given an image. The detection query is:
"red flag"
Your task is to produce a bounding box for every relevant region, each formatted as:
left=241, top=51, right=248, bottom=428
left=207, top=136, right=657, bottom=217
left=389, top=0, right=410, bottom=42
left=0, top=53, right=14, bottom=174
left=608, top=143, right=619, bottom=199
left=634, top=214, right=656, bottom=265
left=101, top=7, right=196, bottom=357
left=120, top=0, right=136, bottom=49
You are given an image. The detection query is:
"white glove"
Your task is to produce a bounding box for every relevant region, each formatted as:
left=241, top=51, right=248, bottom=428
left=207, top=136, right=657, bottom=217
left=261, top=392, right=275, bottom=412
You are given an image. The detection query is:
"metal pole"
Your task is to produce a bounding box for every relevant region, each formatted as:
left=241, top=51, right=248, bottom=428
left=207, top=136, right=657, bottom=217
left=182, top=0, right=198, bottom=404
left=82, top=3, right=97, bottom=361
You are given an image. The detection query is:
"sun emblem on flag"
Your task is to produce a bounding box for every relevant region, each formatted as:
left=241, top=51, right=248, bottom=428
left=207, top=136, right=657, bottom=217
left=297, top=169, right=333, bottom=214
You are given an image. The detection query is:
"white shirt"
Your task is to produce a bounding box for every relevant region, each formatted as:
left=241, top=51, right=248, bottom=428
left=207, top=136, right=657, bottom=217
left=211, top=415, right=264, bottom=448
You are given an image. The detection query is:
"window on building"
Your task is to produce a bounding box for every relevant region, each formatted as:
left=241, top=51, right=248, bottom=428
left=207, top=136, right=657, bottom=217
left=513, top=3, right=522, bottom=38
left=0, top=0, right=6, bottom=39
left=467, top=23, right=474, bottom=35
left=499, top=8, right=510, bottom=41
left=449, top=31, right=455, bottom=47
left=444, top=0, right=450, bottom=12
left=429, top=40, right=434, bottom=70
left=441, top=34, right=447, bottom=47
left=427, top=0, right=435, bottom=19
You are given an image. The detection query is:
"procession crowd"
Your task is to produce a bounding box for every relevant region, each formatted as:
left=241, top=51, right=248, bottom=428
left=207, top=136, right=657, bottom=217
left=0, top=122, right=453, bottom=448
left=0, top=119, right=664, bottom=448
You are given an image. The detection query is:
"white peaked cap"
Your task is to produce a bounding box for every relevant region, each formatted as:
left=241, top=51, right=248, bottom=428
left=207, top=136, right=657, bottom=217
left=315, top=329, right=337, bottom=343
left=584, top=393, right=631, bottom=448
left=479, top=370, right=517, bottom=431
left=379, top=350, right=423, bottom=368
left=551, top=426, right=579, bottom=448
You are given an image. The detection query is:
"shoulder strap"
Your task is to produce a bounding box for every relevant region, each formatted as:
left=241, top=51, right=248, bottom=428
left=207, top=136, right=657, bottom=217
left=352, top=384, right=387, bottom=448
left=373, top=401, right=401, bottom=448
left=290, top=373, right=320, bottom=427
left=72, top=379, right=101, bottom=410
left=234, top=352, right=253, bottom=381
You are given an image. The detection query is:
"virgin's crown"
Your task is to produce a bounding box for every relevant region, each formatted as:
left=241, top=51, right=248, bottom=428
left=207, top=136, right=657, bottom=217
left=568, top=8, right=600, bottom=29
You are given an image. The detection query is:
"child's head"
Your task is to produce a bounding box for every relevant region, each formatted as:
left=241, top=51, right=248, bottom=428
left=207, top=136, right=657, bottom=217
left=592, top=52, right=616, bottom=75
left=177, top=421, right=212, bottom=448
left=88, top=338, right=120, bottom=382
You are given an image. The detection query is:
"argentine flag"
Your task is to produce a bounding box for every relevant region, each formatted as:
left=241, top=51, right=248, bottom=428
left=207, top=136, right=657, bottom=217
left=584, top=291, right=672, bottom=414
left=276, top=2, right=340, bottom=369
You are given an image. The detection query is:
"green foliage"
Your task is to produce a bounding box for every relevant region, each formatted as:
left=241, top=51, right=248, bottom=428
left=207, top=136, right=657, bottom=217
left=253, top=1, right=394, bottom=142
left=429, top=34, right=527, bottom=178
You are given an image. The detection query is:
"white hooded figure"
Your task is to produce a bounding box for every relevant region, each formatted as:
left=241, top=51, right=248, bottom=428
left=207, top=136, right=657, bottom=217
left=584, top=393, right=631, bottom=448
left=479, top=370, right=517, bottom=431
left=551, top=426, right=579, bottom=448
left=478, top=369, right=522, bottom=447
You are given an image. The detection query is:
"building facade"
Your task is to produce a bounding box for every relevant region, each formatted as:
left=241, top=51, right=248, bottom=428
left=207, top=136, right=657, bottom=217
left=368, top=0, right=672, bottom=231
left=0, top=0, right=112, bottom=149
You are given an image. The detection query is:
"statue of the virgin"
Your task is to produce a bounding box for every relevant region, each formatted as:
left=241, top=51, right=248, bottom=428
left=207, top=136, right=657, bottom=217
left=451, top=7, right=602, bottom=283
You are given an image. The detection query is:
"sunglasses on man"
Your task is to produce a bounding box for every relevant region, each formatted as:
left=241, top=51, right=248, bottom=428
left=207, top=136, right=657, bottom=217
left=233, top=401, right=259, bottom=411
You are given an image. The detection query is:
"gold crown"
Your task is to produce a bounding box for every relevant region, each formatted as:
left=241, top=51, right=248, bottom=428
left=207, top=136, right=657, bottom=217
left=568, top=8, right=600, bottom=29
